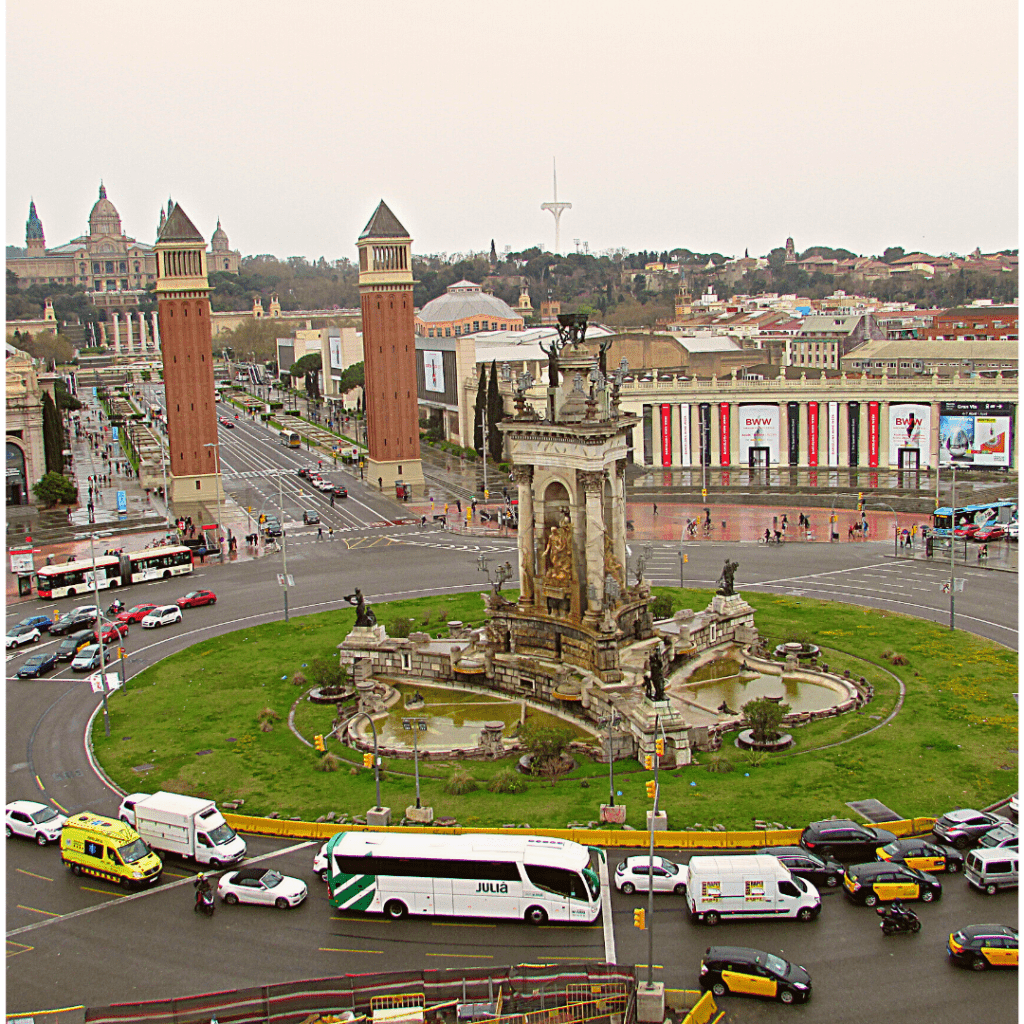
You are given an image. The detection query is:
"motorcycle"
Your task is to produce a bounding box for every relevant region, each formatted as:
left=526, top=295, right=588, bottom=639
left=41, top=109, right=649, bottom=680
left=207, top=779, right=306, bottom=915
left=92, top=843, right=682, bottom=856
left=107, top=600, right=123, bottom=616
left=876, top=902, right=920, bottom=935
left=194, top=887, right=215, bottom=917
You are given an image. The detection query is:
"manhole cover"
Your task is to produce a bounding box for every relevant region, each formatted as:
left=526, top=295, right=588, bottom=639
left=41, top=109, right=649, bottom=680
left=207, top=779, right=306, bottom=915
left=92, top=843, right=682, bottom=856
left=847, top=799, right=901, bottom=823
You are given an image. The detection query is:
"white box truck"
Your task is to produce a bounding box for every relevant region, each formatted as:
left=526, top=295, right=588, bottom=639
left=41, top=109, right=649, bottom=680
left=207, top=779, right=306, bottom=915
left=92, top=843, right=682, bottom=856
left=686, top=854, right=821, bottom=925
left=124, top=791, right=246, bottom=866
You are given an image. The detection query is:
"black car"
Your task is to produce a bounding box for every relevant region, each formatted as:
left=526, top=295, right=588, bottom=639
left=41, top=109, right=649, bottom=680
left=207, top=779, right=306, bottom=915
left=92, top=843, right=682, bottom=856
left=756, top=846, right=844, bottom=888
left=302, top=510, right=320, bottom=525
left=699, top=946, right=811, bottom=1005
left=842, top=861, right=943, bottom=906
left=947, top=924, right=1018, bottom=970
left=800, top=819, right=898, bottom=862
left=933, top=809, right=1005, bottom=849
left=17, top=652, right=58, bottom=678
left=56, top=630, right=97, bottom=661
left=50, top=610, right=98, bottom=636
left=297, top=468, right=311, bottom=479
left=263, top=519, right=282, bottom=538
left=333, top=486, right=348, bottom=498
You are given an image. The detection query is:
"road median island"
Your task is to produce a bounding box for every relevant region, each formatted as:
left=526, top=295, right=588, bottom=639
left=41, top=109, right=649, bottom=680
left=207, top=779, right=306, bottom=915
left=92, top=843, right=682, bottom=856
left=90, top=588, right=1017, bottom=831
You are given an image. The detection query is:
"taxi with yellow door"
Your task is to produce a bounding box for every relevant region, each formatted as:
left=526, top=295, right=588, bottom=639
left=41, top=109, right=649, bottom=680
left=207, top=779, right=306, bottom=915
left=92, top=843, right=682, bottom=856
left=947, top=924, right=1018, bottom=971
left=699, top=946, right=811, bottom=1005
left=876, top=837, right=965, bottom=874
left=843, top=861, right=942, bottom=906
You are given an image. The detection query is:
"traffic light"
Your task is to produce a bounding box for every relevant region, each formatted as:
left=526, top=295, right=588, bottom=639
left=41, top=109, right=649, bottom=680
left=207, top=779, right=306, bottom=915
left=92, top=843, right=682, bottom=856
left=643, top=754, right=654, bottom=770
left=363, top=752, right=374, bottom=769
left=857, top=492, right=864, bottom=512
left=633, top=908, right=645, bottom=930
left=117, top=647, right=125, bottom=659
left=645, top=779, right=657, bottom=799
left=314, top=734, right=325, bottom=752
left=655, top=738, right=664, bottom=757
left=259, top=513, right=266, bottom=524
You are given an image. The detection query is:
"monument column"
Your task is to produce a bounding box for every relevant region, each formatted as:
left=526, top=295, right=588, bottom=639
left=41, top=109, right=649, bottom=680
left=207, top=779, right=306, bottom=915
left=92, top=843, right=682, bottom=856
left=611, top=458, right=627, bottom=578
left=137, top=311, right=146, bottom=352
left=112, top=313, right=120, bottom=355
left=580, top=470, right=605, bottom=624
left=151, top=311, right=161, bottom=353
left=838, top=402, right=849, bottom=466
left=778, top=401, right=789, bottom=467
left=513, top=465, right=535, bottom=607
left=533, top=491, right=547, bottom=612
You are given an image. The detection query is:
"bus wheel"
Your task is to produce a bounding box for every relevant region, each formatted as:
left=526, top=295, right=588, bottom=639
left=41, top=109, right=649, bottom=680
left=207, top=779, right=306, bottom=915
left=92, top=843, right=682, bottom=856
left=163, top=571, right=171, bottom=579
left=67, top=589, right=76, bottom=597
left=385, top=900, right=407, bottom=920
left=524, top=906, right=548, bottom=925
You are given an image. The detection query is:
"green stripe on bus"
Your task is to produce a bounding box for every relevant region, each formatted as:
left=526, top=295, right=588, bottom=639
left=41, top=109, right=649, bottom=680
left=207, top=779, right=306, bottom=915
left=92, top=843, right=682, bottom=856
left=330, top=872, right=376, bottom=910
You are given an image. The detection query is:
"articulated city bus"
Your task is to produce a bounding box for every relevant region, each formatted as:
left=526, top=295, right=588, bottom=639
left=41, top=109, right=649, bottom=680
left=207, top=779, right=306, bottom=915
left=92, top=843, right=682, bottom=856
left=35, top=546, right=193, bottom=599
left=279, top=430, right=300, bottom=448
left=326, top=832, right=602, bottom=924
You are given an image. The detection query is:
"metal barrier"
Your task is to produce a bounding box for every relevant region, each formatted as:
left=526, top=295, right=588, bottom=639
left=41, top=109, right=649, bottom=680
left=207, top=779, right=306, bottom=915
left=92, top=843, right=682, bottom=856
left=680, top=992, right=717, bottom=1024
left=223, top=814, right=936, bottom=849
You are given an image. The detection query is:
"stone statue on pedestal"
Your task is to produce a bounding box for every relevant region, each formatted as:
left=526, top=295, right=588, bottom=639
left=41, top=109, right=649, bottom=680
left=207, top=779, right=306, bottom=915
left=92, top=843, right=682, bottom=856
left=543, top=509, right=573, bottom=585
left=345, top=588, right=377, bottom=627
left=716, top=559, right=739, bottom=597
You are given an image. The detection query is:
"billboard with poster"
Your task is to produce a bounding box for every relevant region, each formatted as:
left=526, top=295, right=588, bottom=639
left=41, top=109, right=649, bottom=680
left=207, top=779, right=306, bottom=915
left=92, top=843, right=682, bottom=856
left=939, top=401, right=1013, bottom=468
left=737, top=404, right=780, bottom=465
left=888, top=403, right=931, bottom=465
left=329, top=337, right=343, bottom=370
left=423, top=351, right=445, bottom=393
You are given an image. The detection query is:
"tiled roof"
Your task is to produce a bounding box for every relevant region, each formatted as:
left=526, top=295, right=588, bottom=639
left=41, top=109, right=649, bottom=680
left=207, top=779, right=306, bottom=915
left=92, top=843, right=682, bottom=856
left=157, top=204, right=204, bottom=243
left=359, top=200, right=409, bottom=240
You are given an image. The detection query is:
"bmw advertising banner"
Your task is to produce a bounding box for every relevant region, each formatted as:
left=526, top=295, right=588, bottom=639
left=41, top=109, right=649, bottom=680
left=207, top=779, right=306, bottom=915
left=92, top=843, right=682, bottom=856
left=738, top=404, right=780, bottom=465
left=889, top=403, right=931, bottom=465
left=939, top=401, right=1014, bottom=468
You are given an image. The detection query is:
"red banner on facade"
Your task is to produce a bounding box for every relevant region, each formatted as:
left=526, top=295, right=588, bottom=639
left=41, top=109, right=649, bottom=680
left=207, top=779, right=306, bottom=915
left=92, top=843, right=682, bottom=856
left=719, top=403, right=730, bottom=465
left=868, top=401, right=880, bottom=467
left=808, top=402, right=819, bottom=466
left=660, top=404, right=672, bottom=466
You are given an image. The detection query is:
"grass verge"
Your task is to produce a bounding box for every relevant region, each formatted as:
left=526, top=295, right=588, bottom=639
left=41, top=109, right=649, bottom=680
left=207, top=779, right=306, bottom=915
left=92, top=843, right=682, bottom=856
left=93, top=587, right=1017, bottom=830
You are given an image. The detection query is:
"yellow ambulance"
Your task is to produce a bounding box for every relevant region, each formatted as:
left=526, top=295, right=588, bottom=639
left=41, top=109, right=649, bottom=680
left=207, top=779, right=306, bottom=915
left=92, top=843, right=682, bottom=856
left=60, top=812, right=162, bottom=888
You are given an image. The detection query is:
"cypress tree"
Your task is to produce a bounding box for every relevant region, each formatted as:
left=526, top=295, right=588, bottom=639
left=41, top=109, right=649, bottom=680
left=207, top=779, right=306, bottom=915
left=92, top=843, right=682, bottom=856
left=41, top=392, right=64, bottom=475
left=487, top=359, right=503, bottom=463
left=473, top=363, right=487, bottom=454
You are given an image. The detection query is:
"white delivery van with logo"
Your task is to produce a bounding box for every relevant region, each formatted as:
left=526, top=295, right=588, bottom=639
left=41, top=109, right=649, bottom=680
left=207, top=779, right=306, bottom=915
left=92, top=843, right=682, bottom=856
left=686, top=854, right=821, bottom=925
left=122, top=791, right=246, bottom=866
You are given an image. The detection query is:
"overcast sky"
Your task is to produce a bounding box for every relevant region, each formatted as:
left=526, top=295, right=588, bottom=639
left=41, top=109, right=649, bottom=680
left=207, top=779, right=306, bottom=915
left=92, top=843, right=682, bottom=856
left=6, top=0, right=1018, bottom=263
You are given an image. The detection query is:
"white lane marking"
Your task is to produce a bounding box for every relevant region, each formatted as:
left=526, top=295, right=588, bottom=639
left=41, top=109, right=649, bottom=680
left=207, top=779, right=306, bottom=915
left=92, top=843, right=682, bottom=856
left=599, top=853, right=616, bottom=966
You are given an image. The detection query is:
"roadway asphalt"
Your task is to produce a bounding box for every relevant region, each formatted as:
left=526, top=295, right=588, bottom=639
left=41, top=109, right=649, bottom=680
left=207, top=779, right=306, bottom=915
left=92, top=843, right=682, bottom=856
left=5, top=392, right=1018, bottom=1019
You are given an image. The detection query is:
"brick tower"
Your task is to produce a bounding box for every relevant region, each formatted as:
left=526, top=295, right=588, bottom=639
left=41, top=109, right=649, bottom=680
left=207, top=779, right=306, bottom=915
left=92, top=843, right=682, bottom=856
left=357, top=201, right=423, bottom=493
left=156, top=203, right=221, bottom=527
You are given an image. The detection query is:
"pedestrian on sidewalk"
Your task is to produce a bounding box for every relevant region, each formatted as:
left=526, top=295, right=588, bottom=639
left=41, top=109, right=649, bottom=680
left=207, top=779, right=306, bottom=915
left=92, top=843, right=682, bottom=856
left=848, top=523, right=855, bottom=541
left=318, top=526, right=323, bottom=541
left=653, top=503, right=658, bottom=516
left=328, top=527, right=334, bottom=542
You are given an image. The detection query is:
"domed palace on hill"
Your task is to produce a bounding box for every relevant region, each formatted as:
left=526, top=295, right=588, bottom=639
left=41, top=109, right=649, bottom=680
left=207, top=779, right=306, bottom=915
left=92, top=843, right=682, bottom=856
left=7, top=183, right=240, bottom=311
left=414, top=280, right=524, bottom=338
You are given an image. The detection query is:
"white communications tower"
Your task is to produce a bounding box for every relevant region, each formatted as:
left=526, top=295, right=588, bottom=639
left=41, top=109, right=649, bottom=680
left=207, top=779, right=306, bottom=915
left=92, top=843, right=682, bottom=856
left=540, top=159, right=572, bottom=255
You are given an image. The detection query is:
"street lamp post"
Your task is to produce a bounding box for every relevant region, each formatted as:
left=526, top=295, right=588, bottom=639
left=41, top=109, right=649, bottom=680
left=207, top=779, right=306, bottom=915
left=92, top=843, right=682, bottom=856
left=203, top=442, right=224, bottom=562
left=869, top=501, right=900, bottom=557
left=949, top=464, right=957, bottom=630
left=402, top=717, right=428, bottom=808
left=88, top=533, right=111, bottom=738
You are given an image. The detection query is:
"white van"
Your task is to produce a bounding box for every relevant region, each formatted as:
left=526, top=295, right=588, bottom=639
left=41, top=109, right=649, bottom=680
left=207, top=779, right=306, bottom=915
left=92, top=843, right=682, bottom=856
left=965, top=848, right=1018, bottom=895
left=120, top=791, right=246, bottom=867
left=686, top=855, right=821, bottom=925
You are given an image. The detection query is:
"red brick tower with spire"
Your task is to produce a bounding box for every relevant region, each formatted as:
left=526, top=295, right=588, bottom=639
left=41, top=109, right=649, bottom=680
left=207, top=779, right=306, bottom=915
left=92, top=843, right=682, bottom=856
left=155, top=202, right=221, bottom=525
left=357, top=201, right=423, bottom=492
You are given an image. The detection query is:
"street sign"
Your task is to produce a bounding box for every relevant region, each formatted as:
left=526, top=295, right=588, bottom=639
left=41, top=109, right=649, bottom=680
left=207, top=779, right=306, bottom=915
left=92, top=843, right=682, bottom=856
left=112, top=426, right=119, bottom=441
left=942, top=580, right=966, bottom=594
left=88, top=671, right=122, bottom=693
left=701, top=488, right=707, bottom=499
left=277, top=574, right=295, bottom=587
left=116, top=490, right=127, bottom=513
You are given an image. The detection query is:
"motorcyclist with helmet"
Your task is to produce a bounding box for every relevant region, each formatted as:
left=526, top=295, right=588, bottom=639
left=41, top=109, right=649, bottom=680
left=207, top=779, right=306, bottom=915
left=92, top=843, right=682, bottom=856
left=194, top=872, right=214, bottom=914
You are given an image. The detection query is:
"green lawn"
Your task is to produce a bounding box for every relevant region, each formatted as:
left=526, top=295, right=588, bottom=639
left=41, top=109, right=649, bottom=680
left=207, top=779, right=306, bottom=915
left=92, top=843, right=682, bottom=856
left=93, top=587, right=1017, bottom=830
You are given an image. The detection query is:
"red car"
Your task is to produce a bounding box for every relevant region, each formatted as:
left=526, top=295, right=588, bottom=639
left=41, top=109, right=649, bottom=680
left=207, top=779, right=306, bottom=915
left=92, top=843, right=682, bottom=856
left=954, top=524, right=980, bottom=538
left=974, top=525, right=1006, bottom=542
left=176, top=590, right=217, bottom=609
left=117, top=604, right=157, bottom=624
left=94, top=621, right=130, bottom=644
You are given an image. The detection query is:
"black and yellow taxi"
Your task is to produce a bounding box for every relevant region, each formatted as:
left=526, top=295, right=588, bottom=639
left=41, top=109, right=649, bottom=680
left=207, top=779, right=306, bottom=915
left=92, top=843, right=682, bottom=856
left=843, top=861, right=942, bottom=906
left=876, top=838, right=965, bottom=874
left=947, top=924, right=1018, bottom=971
left=699, top=946, right=811, bottom=1005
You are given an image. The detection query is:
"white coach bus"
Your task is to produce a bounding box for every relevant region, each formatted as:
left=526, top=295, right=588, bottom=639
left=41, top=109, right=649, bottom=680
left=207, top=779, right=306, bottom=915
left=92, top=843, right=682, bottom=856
left=326, top=831, right=602, bottom=924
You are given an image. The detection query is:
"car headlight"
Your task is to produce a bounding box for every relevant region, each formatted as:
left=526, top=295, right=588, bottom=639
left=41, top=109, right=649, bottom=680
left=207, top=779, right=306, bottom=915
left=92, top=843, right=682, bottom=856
left=792, top=983, right=808, bottom=991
